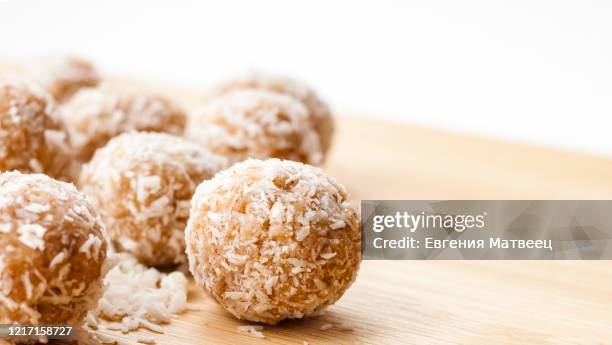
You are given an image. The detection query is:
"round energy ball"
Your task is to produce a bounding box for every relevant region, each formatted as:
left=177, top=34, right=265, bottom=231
left=212, top=73, right=334, bottom=155
left=59, top=85, right=186, bottom=162
left=0, top=79, right=76, bottom=183
left=186, top=159, right=361, bottom=325
left=27, top=55, right=101, bottom=102
left=188, top=89, right=323, bottom=166
left=0, top=172, right=109, bottom=325
left=0, top=79, right=52, bottom=174
left=79, top=132, right=226, bottom=267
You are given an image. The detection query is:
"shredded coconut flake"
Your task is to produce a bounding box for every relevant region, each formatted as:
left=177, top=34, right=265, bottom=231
left=17, top=224, right=46, bottom=250
left=49, top=251, right=67, bottom=269
left=320, top=323, right=333, bottom=331
left=24, top=203, right=50, bottom=213
left=296, top=226, right=310, bottom=241
left=86, top=311, right=99, bottom=329
left=320, top=252, right=337, bottom=260
left=226, top=251, right=248, bottom=265
left=237, top=325, right=265, bottom=338
left=330, top=220, right=346, bottom=230
left=80, top=233, right=103, bottom=258
left=22, top=271, right=33, bottom=300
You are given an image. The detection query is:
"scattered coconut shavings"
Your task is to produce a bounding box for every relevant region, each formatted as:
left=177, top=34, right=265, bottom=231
left=320, top=323, right=333, bottom=331
left=69, top=326, right=107, bottom=345
left=237, top=325, right=265, bottom=338
left=86, top=330, right=123, bottom=345
left=90, top=254, right=189, bottom=334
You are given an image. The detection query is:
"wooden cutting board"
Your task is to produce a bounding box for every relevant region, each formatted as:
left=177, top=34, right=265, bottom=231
left=89, top=80, right=612, bottom=345
left=2, top=69, right=612, bottom=344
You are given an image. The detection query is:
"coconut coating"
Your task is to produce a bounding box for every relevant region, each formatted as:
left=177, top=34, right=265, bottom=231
left=27, top=55, right=101, bottom=102
left=59, top=85, right=186, bottom=162
left=79, top=132, right=226, bottom=267
left=0, top=79, right=53, bottom=174
left=186, top=159, right=361, bottom=325
left=38, top=125, right=79, bottom=183
left=212, top=73, right=334, bottom=155
left=0, top=172, right=109, bottom=325
left=188, top=90, right=323, bottom=166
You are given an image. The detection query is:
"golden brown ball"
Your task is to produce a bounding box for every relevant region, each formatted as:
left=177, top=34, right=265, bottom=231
left=188, top=89, right=323, bottom=166
left=27, top=55, right=101, bottom=102
left=0, top=79, right=52, bottom=174
left=212, top=72, right=334, bottom=155
left=79, top=132, right=225, bottom=266
left=59, top=85, right=186, bottom=162
left=0, top=172, right=109, bottom=325
left=186, top=159, right=360, bottom=325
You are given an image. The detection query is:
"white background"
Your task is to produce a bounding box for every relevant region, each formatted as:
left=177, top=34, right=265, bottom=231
left=1, top=0, right=611, bottom=156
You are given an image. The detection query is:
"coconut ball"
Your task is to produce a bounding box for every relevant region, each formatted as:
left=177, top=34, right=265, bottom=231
left=188, top=89, right=323, bottom=166
left=186, top=159, right=361, bottom=325
left=0, top=172, right=109, bottom=325
left=79, top=132, right=226, bottom=267
left=27, top=55, right=101, bottom=102
left=212, top=73, right=334, bottom=154
left=0, top=78, right=80, bottom=183
left=59, top=85, right=186, bottom=162
left=0, top=79, right=52, bottom=174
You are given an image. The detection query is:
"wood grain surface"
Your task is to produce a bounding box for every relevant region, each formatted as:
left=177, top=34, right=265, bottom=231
left=1, top=69, right=611, bottom=344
